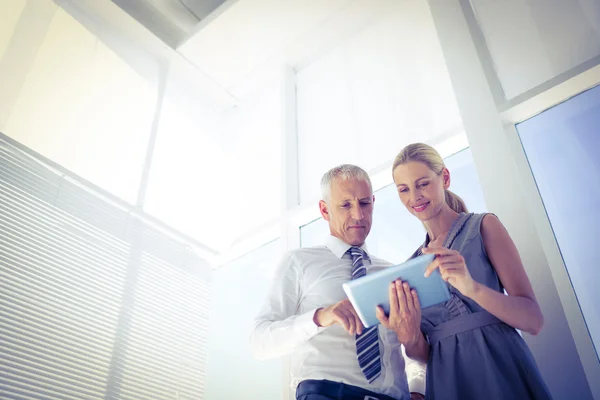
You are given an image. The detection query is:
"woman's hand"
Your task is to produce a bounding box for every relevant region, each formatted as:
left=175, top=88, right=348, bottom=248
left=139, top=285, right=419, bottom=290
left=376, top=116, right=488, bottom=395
left=376, top=279, right=422, bottom=347
left=422, top=247, right=479, bottom=298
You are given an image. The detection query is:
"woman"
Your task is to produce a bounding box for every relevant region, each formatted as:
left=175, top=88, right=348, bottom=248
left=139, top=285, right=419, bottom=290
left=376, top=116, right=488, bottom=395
left=376, top=143, right=552, bottom=399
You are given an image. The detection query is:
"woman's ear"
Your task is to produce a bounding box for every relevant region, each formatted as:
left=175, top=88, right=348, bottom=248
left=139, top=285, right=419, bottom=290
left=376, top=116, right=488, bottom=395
left=442, top=167, right=451, bottom=190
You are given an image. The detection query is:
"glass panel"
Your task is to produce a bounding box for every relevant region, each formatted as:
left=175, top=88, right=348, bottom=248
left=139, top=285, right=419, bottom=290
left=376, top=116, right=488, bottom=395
left=300, top=148, right=487, bottom=264
left=205, top=239, right=283, bottom=400
left=470, top=0, right=600, bottom=99
left=3, top=7, right=156, bottom=203
left=296, top=1, right=463, bottom=204
left=145, top=81, right=282, bottom=251
left=516, top=84, right=600, bottom=359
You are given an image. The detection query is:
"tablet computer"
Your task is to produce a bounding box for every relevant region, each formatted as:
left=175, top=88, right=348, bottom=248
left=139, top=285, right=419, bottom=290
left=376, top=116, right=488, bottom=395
left=342, top=254, right=451, bottom=328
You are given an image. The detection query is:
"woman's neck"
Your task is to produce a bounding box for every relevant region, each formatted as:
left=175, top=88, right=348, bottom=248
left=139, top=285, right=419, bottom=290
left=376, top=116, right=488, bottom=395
left=424, top=207, right=460, bottom=243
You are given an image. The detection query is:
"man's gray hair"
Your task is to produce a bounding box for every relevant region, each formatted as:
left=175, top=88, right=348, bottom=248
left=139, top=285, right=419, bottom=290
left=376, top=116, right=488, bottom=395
left=320, top=164, right=372, bottom=203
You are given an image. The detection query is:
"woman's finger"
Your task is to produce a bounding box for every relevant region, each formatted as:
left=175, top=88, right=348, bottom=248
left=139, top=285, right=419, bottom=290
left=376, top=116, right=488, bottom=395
left=440, top=268, right=461, bottom=282
left=435, top=253, right=463, bottom=263
left=436, top=255, right=465, bottom=268
left=424, top=260, right=440, bottom=278
left=438, top=260, right=466, bottom=272
left=422, top=246, right=458, bottom=256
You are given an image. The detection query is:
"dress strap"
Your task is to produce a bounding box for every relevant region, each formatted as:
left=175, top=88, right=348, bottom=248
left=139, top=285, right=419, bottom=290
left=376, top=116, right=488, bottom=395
left=442, top=212, right=472, bottom=249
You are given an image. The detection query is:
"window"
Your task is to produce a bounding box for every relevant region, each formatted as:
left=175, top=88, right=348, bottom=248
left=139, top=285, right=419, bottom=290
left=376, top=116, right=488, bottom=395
left=300, top=148, right=487, bottom=264
left=517, top=84, right=600, bottom=359
left=296, top=1, right=463, bottom=204
left=2, top=6, right=157, bottom=203
left=205, top=239, right=284, bottom=400
left=470, top=0, right=600, bottom=99
left=0, top=134, right=211, bottom=399
left=144, top=82, right=282, bottom=251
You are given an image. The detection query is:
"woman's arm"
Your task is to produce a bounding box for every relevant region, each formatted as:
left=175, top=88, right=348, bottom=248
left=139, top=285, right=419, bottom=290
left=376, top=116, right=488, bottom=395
left=423, top=214, right=544, bottom=335
left=471, top=214, right=544, bottom=335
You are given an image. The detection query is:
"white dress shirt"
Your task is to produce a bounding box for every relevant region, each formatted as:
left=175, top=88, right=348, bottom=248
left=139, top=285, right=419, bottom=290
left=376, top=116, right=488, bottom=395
left=251, top=235, right=426, bottom=399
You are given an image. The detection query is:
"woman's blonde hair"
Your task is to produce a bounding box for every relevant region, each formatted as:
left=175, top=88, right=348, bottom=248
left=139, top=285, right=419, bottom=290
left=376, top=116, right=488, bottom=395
left=392, top=143, right=468, bottom=214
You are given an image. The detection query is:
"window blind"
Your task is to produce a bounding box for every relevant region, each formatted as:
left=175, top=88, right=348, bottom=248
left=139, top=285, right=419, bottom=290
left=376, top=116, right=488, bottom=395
left=0, top=133, right=212, bottom=399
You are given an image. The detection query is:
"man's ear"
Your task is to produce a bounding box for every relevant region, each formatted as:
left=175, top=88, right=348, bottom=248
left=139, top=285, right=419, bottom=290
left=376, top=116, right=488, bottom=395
left=442, top=168, right=451, bottom=190
left=319, top=200, right=331, bottom=222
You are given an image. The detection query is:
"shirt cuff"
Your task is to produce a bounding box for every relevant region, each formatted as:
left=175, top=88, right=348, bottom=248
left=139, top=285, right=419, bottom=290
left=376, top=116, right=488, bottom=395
left=294, top=308, right=327, bottom=339
left=407, top=372, right=426, bottom=396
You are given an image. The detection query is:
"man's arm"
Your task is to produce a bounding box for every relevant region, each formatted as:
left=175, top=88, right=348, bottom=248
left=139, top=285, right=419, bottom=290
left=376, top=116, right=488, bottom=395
left=403, top=346, right=426, bottom=398
left=250, top=252, right=324, bottom=360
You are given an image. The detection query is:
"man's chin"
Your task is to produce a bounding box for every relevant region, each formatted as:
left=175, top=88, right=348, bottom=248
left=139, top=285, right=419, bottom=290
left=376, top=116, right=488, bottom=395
left=347, top=235, right=367, bottom=246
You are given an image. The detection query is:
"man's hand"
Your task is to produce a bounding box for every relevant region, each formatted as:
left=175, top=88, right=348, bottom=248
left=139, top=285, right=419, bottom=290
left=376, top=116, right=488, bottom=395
left=410, top=392, right=425, bottom=400
left=376, top=279, right=422, bottom=346
left=313, top=299, right=364, bottom=335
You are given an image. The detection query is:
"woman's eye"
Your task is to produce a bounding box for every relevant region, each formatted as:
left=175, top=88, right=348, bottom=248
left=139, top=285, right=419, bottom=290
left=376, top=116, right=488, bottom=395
left=399, top=188, right=408, bottom=193
left=419, top=182, right=429, bottom=188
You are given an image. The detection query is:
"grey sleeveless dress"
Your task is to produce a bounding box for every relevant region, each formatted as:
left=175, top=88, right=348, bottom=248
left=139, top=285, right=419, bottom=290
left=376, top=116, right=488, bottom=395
left=413, top=213, right=552, bottom=400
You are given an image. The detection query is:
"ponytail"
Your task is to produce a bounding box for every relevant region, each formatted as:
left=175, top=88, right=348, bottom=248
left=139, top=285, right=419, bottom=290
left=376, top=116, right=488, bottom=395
left=445, top=189, right=468, bottom=214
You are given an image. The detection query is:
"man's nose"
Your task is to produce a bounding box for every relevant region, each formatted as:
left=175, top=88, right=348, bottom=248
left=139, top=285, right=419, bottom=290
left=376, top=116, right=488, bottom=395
left=350, top=204, right=364, bottom=220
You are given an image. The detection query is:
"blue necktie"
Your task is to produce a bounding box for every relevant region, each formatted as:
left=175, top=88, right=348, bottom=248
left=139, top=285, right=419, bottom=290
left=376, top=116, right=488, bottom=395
left=349, top=247, right=381, bottom=383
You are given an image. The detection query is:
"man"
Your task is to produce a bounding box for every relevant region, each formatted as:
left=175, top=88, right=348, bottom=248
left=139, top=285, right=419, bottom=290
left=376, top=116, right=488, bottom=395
left=251, top=164, right=426, bottom=400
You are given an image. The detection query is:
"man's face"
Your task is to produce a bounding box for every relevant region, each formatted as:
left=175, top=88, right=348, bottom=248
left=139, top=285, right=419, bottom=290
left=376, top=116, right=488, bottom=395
left=319, top=178, right=374, bottom=246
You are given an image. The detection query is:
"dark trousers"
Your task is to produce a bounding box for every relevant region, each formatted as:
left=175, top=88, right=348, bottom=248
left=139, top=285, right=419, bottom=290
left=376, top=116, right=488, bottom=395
left=296, top=379, right=399, bottom=400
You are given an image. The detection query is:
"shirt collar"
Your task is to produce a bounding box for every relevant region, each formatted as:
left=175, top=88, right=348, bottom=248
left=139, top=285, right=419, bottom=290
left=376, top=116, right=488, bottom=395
left=325, top=235, right=370, bottom=259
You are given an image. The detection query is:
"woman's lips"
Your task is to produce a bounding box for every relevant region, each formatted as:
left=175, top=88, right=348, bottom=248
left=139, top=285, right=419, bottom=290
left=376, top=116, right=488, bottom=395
left=412, top=202, right=430, bottom=212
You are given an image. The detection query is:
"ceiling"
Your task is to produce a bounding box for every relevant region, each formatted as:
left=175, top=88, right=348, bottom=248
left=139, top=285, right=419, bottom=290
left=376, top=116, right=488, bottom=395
left=111, top=0, right=229, bottom=48
left=57, top=0, right=399, bottom=105
left=178, top=0, right=397, bottom=98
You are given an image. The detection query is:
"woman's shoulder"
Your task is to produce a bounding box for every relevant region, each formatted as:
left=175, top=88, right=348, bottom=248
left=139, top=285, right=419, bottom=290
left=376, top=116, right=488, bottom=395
left=451, top=212, right=489, bottom=249
left=472, top=213, right=506, bottom=238
left=460, top=213, right=509, bottom=259
left=466, top=212, right=490, bottom=224
left=463, top=212, right=499, bottom=235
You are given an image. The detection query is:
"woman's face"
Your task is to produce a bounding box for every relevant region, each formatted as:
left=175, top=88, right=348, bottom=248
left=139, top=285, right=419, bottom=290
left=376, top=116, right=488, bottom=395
left=392, top=161, right=450, bottom=222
